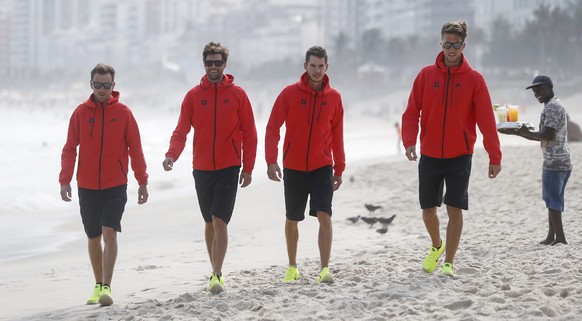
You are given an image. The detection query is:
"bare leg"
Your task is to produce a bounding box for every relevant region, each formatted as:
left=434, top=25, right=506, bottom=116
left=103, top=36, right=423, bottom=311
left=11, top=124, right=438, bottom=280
left=549, top=209, right=567, bottom=245
left=211, top=216, right=228, bottom=274
left=88, top=235, right=103, bottom=283
left=422, top=207, right=441, bottom=248
left=285, top=219, right=299, bottom=266
left=444, top=206, right=463, bottom=264
left=102, top=227, right=118, bottom=285
left=539, top=210, right=555, bottom=245
left=204, top=222, right=214, bottom=268
left=317, top=211, right=333, bottom=268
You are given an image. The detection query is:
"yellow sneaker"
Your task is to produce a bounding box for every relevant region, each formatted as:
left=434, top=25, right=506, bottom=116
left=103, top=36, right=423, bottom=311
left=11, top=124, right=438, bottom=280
left=317, top=267, right=334, bottom=284
left=86, top=284, right=101, bottom=305
left=282, top=266, right=300, bottom=283
left=208, top=273, right=225, bottom=293
left=422, top=240, right=445, bottom=273
left=441, top=262, right=455, bottom=277
left=98, top=285, right=113, bottom=306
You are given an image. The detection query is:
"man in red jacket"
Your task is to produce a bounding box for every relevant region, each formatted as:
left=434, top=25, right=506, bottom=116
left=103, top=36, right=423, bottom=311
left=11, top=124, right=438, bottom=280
left=401, top=21, right=502, bottom=277
left=163, top=42, right=257, bottom=293
left=59, top=63, right=149, bottom=306
left=265, top=46, right=345, bottom=284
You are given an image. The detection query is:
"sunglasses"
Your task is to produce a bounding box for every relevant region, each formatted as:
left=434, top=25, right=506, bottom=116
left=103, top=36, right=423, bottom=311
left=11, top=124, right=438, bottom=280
left=204, top=60, right=225, bottom=67
left=442, top=42, right=463, bottom=49
left=92, top=81, right=114, bottom=89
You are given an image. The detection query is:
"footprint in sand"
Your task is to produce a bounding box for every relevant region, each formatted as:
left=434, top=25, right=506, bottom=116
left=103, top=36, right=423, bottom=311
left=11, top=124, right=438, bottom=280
left=443, top=299, right=473, bottom=310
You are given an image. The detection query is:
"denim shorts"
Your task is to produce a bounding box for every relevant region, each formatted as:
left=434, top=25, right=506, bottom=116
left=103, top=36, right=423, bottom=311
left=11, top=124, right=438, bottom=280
left=542, top=169, right=571, bottom=212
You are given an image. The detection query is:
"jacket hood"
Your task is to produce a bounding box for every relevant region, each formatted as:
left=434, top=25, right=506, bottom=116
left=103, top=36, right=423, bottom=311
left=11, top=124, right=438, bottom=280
left=85, top=91, right=120, bottom=108
left=434, top=51, right=473, bottom=74
left=297, top=72, right=333, bottom=94
left=199, top=73, right=235, bottom=89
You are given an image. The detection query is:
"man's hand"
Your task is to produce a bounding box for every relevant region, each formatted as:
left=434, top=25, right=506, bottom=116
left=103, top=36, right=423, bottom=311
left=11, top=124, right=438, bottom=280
left=162, top=157, right=174, bottom=171
left=488, top=164, right=502, bottom=179
left=239, top=171, right=252, bottom=187
left=405, top=145, right=417, bottom=161
left=333, top=176, right=342, bottom=191
left=138, top=185, right=149, bottom=204
left=267, top=164, right=282, bottom=182
left=60, top=184, right=72, bottom=202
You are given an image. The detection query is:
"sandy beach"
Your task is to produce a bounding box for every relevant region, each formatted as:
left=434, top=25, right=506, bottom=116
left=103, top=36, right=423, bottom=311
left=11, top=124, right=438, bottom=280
left=1, top=137, right=580, bottom=320
left=1, top=90, right=582, bottom=321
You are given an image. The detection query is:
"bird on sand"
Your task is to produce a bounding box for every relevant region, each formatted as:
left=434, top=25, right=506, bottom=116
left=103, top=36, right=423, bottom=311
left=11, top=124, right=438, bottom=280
left=364, top=203, right=383, bottom=214
left=346, top=215, right=360, bottom=224
left=376, top=227, right=388, bottom=235
left=360, top=216, right=378, bottom=227
left=377, top=214, right=396, bottom=226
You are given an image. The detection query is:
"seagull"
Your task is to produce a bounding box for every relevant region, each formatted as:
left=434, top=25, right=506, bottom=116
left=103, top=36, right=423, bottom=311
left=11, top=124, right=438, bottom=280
left=376, top=227, right=388, bottom=235
left=364, top=203, right=383, bottom=215
left=360, top=216, right=378, bottom=227
left=346, top=215, right=360, bottom=224
left=377, top=214, right=396, bottom=226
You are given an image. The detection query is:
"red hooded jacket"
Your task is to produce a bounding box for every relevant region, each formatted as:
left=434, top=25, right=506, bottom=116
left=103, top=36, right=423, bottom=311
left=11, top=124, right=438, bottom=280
left=59, top=91, right=149, bottom=190
left=165, top=74, right=257, bottom=173
left=402, top=52, right=502, bottom=164
left=265, top=72, right=346, bottom=176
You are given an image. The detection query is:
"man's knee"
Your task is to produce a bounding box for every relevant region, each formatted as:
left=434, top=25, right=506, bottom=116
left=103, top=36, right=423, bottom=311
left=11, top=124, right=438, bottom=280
left=316, top=211, right=331, bottom=225
left=102, top=227, right=117, bottom=244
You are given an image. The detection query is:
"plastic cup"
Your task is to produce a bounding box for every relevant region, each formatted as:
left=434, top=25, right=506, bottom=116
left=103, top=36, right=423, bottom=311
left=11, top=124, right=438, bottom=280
left=508, top=105, right=519, bottom=122
left=496, top=107, right=507, bottom=123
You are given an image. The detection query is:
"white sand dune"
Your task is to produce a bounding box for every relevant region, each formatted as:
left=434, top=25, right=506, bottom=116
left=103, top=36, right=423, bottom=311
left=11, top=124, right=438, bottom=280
left=5, top=142, right=581, bottom=321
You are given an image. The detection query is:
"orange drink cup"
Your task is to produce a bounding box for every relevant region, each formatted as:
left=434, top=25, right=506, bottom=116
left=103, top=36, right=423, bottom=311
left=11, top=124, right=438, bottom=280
left=508, top=105, right=519, bottom=122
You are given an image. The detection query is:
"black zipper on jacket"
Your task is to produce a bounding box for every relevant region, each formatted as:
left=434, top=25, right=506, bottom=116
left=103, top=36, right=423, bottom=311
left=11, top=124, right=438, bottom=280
left=98, top=103, right=105, bottom=189
left=212, top=83, right=218, bottom=171
left=306, top=91, right=318, bottom=171
left=441, top=68, right=451, bottom=159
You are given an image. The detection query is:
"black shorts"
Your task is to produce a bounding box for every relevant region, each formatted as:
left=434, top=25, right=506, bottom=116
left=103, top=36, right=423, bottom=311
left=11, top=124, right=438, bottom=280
left=283, top=165, right=333, bottom=221
left=78, top=185, right=127, bottom=238
left=418, top=155, right=472, bottom=210
left=193, top=166, right=240, bottom=224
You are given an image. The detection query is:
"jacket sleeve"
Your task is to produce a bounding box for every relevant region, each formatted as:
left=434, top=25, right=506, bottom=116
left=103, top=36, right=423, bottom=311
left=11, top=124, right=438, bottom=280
left=474, top=76, right=502, bottom=165
left=265, top=90, right=287, bottom=165
left=239, top=90, right=258, bottom=173
left=126, top=111, right=149, bottom=185
left=401, top=71, right=424, bottom=149
left=59, top=109, right=80, bottom=186
left=165, top=92, right=193, bottom=161
left=331, top=95, right=346, bottom=177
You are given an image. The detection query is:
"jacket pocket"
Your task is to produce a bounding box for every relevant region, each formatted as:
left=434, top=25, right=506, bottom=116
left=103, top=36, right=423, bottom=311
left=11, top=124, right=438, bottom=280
left=118, top=160, right=127, bottom=177
left=283, top=142, right=291, bottom=161
left=463, top=131, right=470, bottom=152
left=232, top=139, right=240, bottom=159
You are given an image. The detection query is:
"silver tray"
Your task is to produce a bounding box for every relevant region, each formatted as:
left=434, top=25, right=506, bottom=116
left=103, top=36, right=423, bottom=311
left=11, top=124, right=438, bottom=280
left=496, top=122, right=535, bottom=130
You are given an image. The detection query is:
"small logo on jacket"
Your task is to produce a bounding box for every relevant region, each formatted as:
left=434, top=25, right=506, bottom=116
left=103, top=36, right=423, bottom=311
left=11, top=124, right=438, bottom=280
left=224, top=99, right=230, bottom=103
left=111, top=118, right=117, bottom=123
left=434, top=82, right=439, bottom=88
left=455, top=83, right=461, bottom=88
left=89, top=118, right=94, bottom=123
left=202, top=100, right=207, bottom=106
left=322, top=101, right=327, bottom=106
left=301, top=99, right=306, bottom=105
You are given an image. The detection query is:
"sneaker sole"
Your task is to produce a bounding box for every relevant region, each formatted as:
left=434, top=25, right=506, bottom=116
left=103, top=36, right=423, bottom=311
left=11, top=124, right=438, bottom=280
left=86, top=300, right=99, bottom=305
left=318, top=275, right=334, bottom=284
left=208, top=283, right=224, bottom=294
left=98, top=294, right=113, bottom=306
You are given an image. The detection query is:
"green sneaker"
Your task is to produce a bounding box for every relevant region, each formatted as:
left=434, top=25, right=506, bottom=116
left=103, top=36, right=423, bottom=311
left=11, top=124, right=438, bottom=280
left=98, top=285, right=113, bottom=306
left=422, top=240, right=445, bottom=273
left=207, top=273, right=225, bottom=293
left=441, top=262, right=455, bottom=277
left=282, top=266, right=300, bottom=283
left=317, top=267, right=334, bottom=284
left=86, top=284, right=101, bottom=305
